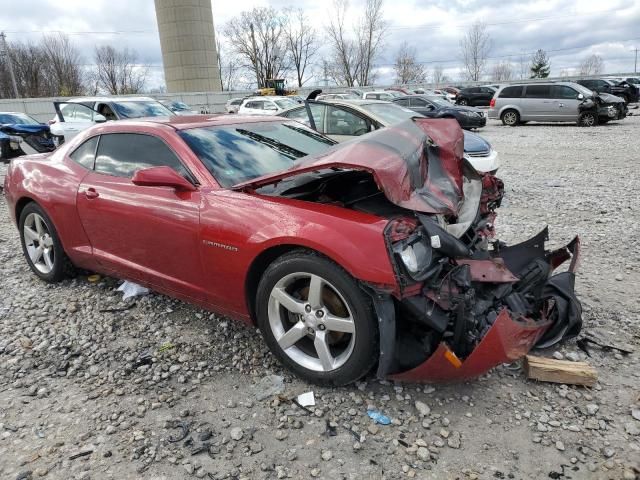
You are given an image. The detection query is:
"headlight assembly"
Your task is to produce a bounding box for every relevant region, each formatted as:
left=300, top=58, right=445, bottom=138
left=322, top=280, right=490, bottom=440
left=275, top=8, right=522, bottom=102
left=395, top=236, right=435, bottom=281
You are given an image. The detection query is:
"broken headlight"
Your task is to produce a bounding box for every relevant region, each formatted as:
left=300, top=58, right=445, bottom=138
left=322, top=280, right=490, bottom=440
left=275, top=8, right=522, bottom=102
left=8, top=135, right=22, bottom=150
left=394, top=235, right=437, bottom=282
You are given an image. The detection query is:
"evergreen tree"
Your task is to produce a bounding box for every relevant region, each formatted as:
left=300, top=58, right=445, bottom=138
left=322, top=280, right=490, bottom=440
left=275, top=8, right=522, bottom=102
left=530, top=49, right=550, bottom=78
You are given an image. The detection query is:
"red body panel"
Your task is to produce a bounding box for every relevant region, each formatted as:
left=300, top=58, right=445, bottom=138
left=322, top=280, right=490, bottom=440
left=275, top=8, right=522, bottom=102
left=390, top=310, right=551, bottom=383
left=4, top=117, right=398, bottom=325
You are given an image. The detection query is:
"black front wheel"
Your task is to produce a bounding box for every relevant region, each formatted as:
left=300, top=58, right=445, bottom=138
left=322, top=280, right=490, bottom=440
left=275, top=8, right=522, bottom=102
left=577, top=111, right=598, bottom=127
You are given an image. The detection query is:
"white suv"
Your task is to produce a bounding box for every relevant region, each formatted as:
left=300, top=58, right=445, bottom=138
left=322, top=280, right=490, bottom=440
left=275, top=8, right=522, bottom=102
left=50, top=96, right=173, bottom=142
left=237, top=96, right=299, bottom=116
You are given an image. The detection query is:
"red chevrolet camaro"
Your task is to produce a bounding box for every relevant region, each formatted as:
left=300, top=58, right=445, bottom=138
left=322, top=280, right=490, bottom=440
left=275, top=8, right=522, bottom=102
left=3, top=115, right=582, bottom=385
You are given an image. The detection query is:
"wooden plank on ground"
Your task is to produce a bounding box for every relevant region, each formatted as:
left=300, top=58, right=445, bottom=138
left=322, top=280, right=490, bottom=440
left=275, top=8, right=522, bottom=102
left=524, top=355, right=598, bottom=387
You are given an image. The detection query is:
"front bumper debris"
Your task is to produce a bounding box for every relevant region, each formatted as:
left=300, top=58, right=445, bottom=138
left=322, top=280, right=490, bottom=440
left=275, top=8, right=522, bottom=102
left=379, top=229, right=581, bottom=383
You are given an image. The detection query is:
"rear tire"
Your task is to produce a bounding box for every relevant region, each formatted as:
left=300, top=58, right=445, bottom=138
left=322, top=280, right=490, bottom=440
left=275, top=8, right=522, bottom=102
left=457, top=98, right=469, bottom=106
left=19, top=202, right=75, bottom=283
left=256, top=251, right=378, bottom=386
left=501, top=109, right=520, bottom=126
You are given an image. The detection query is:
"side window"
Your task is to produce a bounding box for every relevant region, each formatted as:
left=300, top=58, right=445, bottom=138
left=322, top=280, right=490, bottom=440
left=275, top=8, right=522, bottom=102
left=499, top=86, right=523, bottom=98
left=72, top=104, right=96, bottom=121
left=394, top=98, right=410, bottom=107
left=282, top=105, right=326, bottom=130
left=95, top=133, right=190, bottom=179
left=325, top=106, right=369, bottom=136
left=411, top=98, right=427, bottom=107
left=61, top=104, right=77, bottom=120
left=467, top=88, right=479, bottom=94
left=97, top=104, right=117, bottom=120
left=69, top=136, right=99, bottom=170
left=551, top=86, right=578, bottom=99
left=524, top=85, right=551, bottom=98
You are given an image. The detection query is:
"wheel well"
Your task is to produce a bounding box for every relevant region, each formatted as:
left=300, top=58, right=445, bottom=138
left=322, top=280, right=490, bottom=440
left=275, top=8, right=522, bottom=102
left=15, top=197, right=35, bottom=222
left=501, top=108, right=518, bottom=118
left=244, top=244, right=315, bottom=324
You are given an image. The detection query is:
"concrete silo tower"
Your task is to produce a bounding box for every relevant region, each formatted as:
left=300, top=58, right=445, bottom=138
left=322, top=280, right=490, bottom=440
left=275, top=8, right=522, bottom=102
left=154, top=0, right=222, bottom=92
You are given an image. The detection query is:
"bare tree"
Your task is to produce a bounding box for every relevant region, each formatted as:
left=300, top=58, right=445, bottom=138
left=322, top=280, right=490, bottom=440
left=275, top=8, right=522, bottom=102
left=579, top=54, right=604, bottom=76
left=460, top=21, right=491, bottom=81
left=490, top=61, right=513, bottom=82
left=284, top=8, right=319, bottom=87
left=223, top=7, right=289, bottom=88
left=2, top=41, right=49, bottom=98
left=325, top=0, right=359, bottom=86
left=325, top=0, right=386, bottom=87
left=41, top=33, right=84, bottom=96
left=393, top=41, right=427, bottom=84
left=217, top=40, right=242, bottom=91
left=431, top=64, right=445, bottom=86
left=355, top=0, right=387, bottom=86
left=93, top=46, right=147, bottom=94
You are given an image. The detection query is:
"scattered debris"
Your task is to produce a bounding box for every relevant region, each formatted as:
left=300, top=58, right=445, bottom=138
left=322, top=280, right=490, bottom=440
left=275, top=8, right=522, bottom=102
left=576, top=335, right=633, bottom=356
left=325, top=420, right=337, bottom=437
left=158, top=342, right=175, bottom=353
left=69, top=449, right=93, bottom=460
left=254, top=375, right=284, bottom=401
left=297, top=391, right=315, bottom=407
left=87, top=274, right=101, bottom=283
left=117, top=280, right=150, bottom=300
left=524, top=355, right=597, bottom=386
left=367, top=409, right=391, bottom=425
left=167, top=421, right=190, bottom=443
left=99, top=303, right=136, bottom=313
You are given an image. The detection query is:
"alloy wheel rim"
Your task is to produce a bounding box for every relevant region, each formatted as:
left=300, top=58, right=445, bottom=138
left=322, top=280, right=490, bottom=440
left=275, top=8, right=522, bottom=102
left=267, top=272, right=356, bottom=372
left=504, top=112, right=516, bottom=125
left=582, top=114, right=595, bottom=126
left=23, top=213, right=55, bottom=274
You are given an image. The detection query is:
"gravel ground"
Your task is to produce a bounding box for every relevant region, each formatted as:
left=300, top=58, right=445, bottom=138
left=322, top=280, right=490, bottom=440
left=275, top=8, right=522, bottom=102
left=0, top=114, right=639, bottom=480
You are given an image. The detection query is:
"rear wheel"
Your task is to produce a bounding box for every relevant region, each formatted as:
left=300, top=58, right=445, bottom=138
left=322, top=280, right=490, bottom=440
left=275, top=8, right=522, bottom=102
left=457, top=98, right=469, bottom=106
left=501, top=109, right=520, bottom=126
left=256, top=251, right=378, bottom=385
left=578, top=111, right=598, bottom=127
left=19, top=202, right=74, bottom=282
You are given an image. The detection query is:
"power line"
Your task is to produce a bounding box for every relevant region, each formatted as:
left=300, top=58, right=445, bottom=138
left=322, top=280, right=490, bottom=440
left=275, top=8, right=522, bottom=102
left=387, top=7, right=626, bottom=31
left=374, top=36, right=640, bottom=67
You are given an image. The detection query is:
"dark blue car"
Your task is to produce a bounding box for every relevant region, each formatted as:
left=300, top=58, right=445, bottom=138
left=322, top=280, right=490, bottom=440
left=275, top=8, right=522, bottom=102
left=0, top=112, right=56, bottom=162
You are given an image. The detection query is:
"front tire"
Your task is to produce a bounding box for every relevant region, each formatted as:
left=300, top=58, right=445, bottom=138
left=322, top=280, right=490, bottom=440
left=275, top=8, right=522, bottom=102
left=256, top=251, right=378, bottom=386
left=578, top=111, right=598, bottom=127
left=501, top=109, right=520, bottom=126
left=19, top=202, right=74, bottom=282
left=457, top=98, right=469, bottom=106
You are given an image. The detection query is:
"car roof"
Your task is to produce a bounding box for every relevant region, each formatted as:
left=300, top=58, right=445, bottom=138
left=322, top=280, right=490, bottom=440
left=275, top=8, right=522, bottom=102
left=95, top=114, right=285, bottom=131
left=65, top=96, right=158, bottom=103
left=324, top=99, right=390, bottom=105
left=363, top=91, right=393, bottom=95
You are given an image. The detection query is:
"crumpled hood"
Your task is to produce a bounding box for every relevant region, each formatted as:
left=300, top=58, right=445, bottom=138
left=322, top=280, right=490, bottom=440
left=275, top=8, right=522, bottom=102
left=234, top=118, right=466, bottom=215
left=0, top=123, right=50, bottom=135
left=596, top=93, right=626, bottom=104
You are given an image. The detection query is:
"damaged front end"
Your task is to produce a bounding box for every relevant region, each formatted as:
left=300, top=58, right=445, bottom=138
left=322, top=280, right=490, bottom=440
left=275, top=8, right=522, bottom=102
left=0, top=123, right=56, bottom=162
left=579, top=93, right=628, bottom=122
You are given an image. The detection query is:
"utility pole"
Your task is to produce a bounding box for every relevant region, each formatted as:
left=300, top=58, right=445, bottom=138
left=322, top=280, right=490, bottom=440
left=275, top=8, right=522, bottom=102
left=634, top=48, right=638, bottom=74
left=0, top=31, right=20, bottom=98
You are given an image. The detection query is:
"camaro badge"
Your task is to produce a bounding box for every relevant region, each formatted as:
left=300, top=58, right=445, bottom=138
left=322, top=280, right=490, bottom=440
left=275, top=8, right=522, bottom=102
left=203, top=240, right=238, bottom=252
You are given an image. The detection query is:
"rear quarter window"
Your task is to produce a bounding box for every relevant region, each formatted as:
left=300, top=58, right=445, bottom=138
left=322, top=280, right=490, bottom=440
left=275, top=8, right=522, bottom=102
left=499, top=86, right=523, bottom=98
left=69, top=136, right=99, bottom=169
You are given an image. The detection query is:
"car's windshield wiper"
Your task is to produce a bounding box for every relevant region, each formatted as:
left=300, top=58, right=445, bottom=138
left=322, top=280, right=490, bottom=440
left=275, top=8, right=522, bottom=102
left=282, top=124, right=336, bottom=145
left=235, top=128, right=307, bottom=159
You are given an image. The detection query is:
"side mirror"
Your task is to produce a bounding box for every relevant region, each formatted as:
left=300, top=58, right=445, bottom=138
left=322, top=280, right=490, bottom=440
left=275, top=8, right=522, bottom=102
left=577, top=93, right=584, bottom=100
left=131, top=166, right=196, bottom=192
left=94, top=114, right=107, bottom=123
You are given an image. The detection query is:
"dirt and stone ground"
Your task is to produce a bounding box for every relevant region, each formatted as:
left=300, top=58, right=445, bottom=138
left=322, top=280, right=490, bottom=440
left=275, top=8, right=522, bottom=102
left=0, top=112, right=639, bottom=480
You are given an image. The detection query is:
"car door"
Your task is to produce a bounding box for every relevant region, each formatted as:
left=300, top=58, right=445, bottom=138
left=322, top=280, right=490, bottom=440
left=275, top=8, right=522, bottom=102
left=522, top=84, right=553, bottom=120
left=50, top=102, right=100, bottom=143
left=75, top=132, right=207, bottom=301
left=409, top=97, right=438, bottom=117
left=324, top=105, right=372, bottom=142
left=549, top=85, right=581, bottom=120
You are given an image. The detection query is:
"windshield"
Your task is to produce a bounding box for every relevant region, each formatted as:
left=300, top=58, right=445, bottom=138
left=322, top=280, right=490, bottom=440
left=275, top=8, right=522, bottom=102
left=424, top=96, right=450, bottom=107
left=170, top=101, right=190, bottom=111
left=179, top=121, right=336, bottom=187
left=0, top=113, right=39, bottom=125
left=572, top=83, right=594, bottom=97
left=112, top=101, right=173, bottom=118
left=360, top=103, right=422, bottom=126
left=275, top=99, right=298, bottom=110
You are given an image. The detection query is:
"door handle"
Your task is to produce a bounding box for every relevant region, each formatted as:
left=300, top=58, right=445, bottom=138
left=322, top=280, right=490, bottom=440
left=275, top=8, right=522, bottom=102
left=85, top=188, right=99, bottom=199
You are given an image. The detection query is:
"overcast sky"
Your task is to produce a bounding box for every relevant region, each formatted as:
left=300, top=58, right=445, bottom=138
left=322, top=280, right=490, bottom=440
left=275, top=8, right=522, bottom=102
left=2, top=0, right=639, bottom=89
